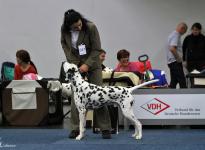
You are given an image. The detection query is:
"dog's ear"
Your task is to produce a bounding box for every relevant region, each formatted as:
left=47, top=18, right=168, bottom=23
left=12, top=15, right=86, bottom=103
left=65, top=67, right=76, bottom=81
left=67, top=67, right=76, bottom=74
left=63, top=62, right=70, bottom=73
left=63, top=62, right=78, bottom=73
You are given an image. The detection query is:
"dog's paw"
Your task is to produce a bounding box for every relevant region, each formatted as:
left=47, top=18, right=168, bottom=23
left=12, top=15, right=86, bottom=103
left=135, top=134, right=142, bottom=140
left=132, top=132, right=142, bottom=140
left=132, top=133, right=137, bottom=137
left=75, top=134, right=84, bottom=140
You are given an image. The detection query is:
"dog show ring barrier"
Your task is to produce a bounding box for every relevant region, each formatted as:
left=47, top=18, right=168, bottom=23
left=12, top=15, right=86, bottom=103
left=133, top=88, right=205, bottom=125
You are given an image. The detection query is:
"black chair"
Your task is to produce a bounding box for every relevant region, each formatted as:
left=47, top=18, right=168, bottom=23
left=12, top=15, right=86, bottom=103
left=186, top=73, right=205, bottom=88
left=59, top=62, right=71, bottom=118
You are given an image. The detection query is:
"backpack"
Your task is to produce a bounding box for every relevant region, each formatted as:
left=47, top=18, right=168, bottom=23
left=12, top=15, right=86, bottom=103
left=148, top=69, right=168, bottom=87
left=1, top=62, right=15, bottom=81
left=133, top=60, right=152, bottom=73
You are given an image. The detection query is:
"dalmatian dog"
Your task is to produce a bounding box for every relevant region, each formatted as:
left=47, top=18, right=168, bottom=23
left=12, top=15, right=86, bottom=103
left=62, top=62, right=158, bottom=140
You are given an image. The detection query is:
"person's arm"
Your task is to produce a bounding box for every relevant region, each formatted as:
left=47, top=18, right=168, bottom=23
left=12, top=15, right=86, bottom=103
left=61, top=27, right=79, bottom=62
left=84, top=23, right=101, bottom=68
left=182, top=36, right=188, bottom=61
left=30, top=65, right=38, bottom=74
left=170, top=46, right=182, bottom=63
left=169, top=34, right=182, bottom=63
left=61, top=30, right=71, bottom=61
left=14, top=65, right=20, bottom=80
left=114, top=64, right=121, bottom=72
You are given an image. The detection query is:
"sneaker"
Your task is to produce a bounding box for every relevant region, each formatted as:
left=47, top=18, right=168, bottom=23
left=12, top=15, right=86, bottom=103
left=102, top=130, right=111, bottom=139
left=69, top=130, right=79, bottom=139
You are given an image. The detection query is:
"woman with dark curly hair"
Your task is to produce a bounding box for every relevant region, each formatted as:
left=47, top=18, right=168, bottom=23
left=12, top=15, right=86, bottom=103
left=61, top=9, right=111, bottom=139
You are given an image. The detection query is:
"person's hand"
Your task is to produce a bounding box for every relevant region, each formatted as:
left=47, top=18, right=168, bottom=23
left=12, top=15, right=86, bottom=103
left=182, top=61, right=187, bottom=68
left=176, top=57, right=182, bottom=63
left=79, top=64, right=89, bottom=73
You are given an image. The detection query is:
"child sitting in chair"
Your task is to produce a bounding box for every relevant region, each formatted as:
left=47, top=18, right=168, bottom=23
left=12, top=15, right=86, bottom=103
left=14, top=49, right=38, bottom=80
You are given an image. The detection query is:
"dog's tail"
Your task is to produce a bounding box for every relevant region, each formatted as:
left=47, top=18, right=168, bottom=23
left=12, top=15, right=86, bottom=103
left=129, top=79, right=159, bottom=93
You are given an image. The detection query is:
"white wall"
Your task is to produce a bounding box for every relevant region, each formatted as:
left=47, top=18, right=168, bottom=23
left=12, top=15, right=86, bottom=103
left=0, top=0, right=205, bottom=81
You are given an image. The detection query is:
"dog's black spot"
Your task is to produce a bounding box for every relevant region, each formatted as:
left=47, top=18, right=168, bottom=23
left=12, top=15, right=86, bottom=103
left=89, top=85, right=95, bottom=90
left=116, top=87, right=121, bottom=90
left=91, top=90, right=97, bottom=94
left=130, top=101, right=133, bottom=106
left=108, top=94, right=111, bottom=96
left=109, top=90, right=115, bottom=93
left=91, top=100, right=100, bottom=107
left=80, top=97, right=83, bottom=103
left=82, top=94, right=85, bottom=98
left=122, top=89, right=127, bottom=94
left=79, top=87, right=83, bottom=93
left=102, top=90, right=107, bottom=95
left=86, top=92, right=92, bottom=98
left=109, top=93, right=119, bottom=100
left=73, top=81, right=77, bottom=86
left=98, top=93, right=103, bottom=97
left=99, top=97, right=105, bottom=103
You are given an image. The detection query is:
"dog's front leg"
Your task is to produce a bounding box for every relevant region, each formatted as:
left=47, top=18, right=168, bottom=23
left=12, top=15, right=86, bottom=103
left=76, top=109, right=86, bottom=140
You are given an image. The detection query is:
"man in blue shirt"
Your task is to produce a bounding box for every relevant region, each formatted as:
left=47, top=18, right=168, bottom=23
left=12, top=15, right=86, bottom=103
left=166, top=22, right=188, bottom=88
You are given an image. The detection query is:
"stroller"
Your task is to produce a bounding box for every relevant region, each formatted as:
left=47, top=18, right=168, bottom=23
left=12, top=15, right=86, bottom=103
left=1, top=61, right=15, bottom=81
left=138, top=54, right=168, bottom=88
left=0, top=62, right=15, bottom=112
